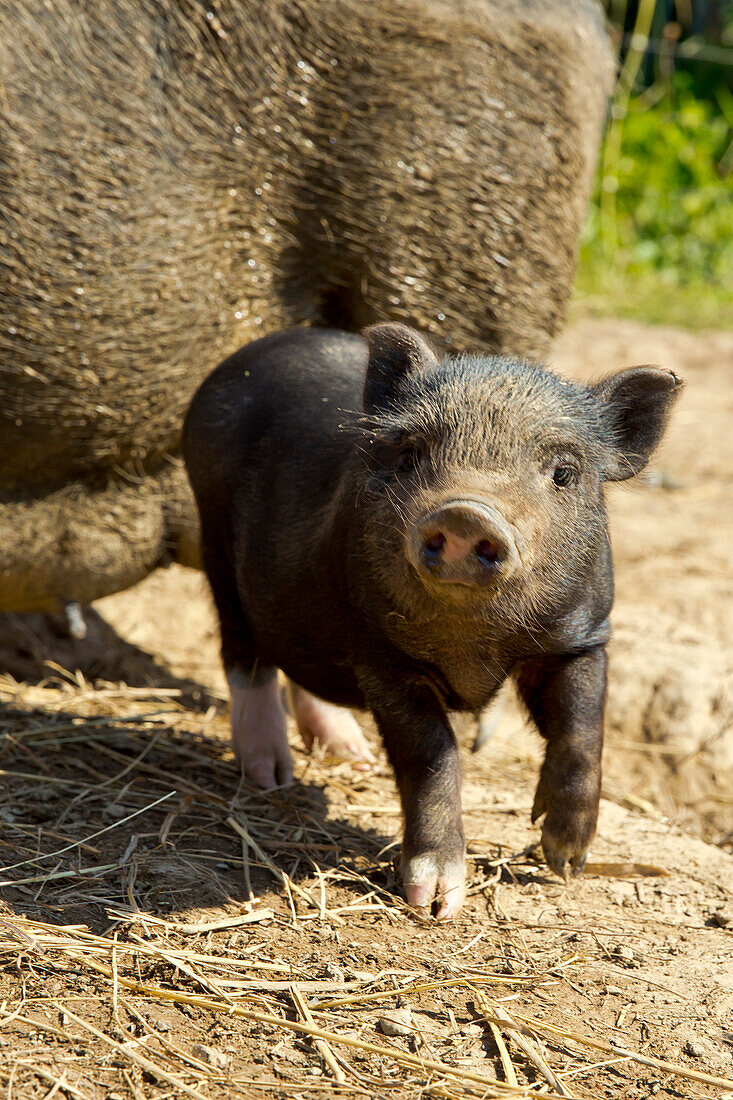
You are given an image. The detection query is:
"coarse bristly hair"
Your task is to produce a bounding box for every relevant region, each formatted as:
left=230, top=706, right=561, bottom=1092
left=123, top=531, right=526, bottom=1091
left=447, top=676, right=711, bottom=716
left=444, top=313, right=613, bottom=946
left=346, top=336, right=681, bottom=686
left=0, top=0, right=612, bottom=613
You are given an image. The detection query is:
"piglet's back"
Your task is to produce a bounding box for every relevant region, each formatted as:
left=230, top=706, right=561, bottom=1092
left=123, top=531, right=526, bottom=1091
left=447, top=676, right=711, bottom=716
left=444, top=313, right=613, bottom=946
left=183, top=328, right=368, bottom=507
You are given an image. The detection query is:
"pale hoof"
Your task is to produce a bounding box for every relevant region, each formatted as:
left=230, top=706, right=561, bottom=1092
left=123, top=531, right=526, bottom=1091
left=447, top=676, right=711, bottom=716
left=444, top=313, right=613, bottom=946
left=402, top=853, right=466, bottom=920
left=288, top=682, right=377, bottom=771
left=227, top=671, right=294, bottom=788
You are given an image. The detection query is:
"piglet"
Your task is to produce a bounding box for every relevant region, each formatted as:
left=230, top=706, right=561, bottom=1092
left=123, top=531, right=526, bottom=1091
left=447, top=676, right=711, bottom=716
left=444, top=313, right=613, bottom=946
left=183, top=324, right=682, bottom=918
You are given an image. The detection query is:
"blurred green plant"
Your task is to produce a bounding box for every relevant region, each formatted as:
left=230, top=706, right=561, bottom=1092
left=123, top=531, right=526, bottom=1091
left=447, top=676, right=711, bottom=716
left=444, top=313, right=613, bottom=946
left=574, top=5, right=733, bottom=328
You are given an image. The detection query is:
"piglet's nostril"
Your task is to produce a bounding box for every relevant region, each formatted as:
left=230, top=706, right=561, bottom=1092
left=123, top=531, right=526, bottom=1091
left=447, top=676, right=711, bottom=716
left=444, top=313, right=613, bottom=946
left=475, top=539, right=502, bottom=565
left=424, top=532, right=446, bottom=556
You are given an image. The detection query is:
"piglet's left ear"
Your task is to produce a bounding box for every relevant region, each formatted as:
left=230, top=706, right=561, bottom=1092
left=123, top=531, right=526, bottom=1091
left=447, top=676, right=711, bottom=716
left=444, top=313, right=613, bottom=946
left=362, top=323, right=438, bottom=413
left=591, top=366, right=684, bottom=482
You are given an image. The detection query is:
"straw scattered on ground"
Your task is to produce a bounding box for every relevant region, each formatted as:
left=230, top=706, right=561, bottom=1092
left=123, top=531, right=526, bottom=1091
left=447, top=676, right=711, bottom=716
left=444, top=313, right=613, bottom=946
left=0, top=662, right=731, bottom=1100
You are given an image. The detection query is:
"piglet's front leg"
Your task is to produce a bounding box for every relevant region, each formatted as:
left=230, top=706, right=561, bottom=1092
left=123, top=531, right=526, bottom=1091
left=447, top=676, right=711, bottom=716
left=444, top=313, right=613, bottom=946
left=358, top=664, right=465, bottom=920
left=515, top=647, right=606, bottom=878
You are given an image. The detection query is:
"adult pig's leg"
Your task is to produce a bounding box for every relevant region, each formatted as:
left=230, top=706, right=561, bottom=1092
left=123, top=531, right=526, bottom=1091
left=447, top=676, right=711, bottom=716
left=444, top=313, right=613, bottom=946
left=515, top=647, right=606, bottom=878
left=285, top=680, right=376, bottom=771
left=358, top=663, right=465, bottom=920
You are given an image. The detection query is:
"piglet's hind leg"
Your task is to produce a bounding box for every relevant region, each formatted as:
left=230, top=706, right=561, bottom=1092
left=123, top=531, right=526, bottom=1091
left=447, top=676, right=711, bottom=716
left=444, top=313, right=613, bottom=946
left=227, top=668, right=293, bottom=788
left=286, top=680, right=377, bottom=771
left=199, top=532, right=293, bottom=789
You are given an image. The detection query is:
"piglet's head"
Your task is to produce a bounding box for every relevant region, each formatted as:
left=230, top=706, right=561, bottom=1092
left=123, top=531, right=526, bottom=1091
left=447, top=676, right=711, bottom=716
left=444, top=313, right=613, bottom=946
left=358, top=322, right=683, bottom=623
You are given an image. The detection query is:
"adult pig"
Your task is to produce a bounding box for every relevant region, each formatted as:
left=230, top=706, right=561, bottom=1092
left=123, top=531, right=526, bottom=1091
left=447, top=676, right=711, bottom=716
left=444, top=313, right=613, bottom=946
left=0, top=0, right=612, bottom=613
left=183, top=324, right=682, bottom=917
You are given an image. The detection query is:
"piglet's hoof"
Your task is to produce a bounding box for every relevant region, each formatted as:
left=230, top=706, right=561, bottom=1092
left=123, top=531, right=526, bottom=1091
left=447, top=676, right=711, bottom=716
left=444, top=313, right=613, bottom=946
left=229, top=676, right=294, bottom=789
left=532, top=783, right=597, bottom=880
left=288, top=685, right=377, bottom=772
left=401, top=852, right=466, bottom=921
left=531, top=753, right=599, bottom=879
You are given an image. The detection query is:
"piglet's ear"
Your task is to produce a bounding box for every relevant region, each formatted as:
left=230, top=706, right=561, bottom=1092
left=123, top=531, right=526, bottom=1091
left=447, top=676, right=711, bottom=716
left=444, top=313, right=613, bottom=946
left=362, top=323, right=438, bottom=413
left=591, top=365, right=684, bottom=482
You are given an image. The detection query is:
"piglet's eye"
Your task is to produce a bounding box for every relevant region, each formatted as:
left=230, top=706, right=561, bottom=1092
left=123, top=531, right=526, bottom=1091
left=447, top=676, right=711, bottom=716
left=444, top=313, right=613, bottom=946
left=395, top=441, right=425, bottom=472
left=552, top=465, right=576, bottom=488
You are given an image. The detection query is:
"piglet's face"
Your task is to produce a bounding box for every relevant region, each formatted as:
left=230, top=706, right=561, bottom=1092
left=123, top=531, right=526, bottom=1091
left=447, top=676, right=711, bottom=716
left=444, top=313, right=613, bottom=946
left=357, top=323, right=682, bottom=623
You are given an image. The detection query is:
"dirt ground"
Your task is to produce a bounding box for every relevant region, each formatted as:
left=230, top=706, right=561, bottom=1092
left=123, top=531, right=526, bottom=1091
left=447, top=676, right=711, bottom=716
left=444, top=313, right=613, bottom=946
left=0, top=317, right=731, bottom=1099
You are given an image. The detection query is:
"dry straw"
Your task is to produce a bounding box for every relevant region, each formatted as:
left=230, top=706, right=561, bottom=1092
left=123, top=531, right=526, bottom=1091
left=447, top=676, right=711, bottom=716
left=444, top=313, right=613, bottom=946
left=1, top=668, right=731, bottom=1097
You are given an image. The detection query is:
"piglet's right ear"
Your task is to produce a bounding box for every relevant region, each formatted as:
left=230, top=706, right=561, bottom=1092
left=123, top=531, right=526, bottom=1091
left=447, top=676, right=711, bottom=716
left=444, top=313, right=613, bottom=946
left=362, top=323, right=438, bottom=413
left=592, top=365, right=684, bottom=481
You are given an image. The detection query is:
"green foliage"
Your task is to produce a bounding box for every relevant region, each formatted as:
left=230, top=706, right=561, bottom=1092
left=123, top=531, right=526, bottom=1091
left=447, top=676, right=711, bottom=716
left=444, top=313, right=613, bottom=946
left=575, top=74, right=733, bottom=328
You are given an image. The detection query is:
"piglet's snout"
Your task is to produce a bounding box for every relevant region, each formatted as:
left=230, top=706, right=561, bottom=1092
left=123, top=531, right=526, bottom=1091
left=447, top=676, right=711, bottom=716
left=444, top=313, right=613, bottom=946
left=408, top=500, right=520, bottom=586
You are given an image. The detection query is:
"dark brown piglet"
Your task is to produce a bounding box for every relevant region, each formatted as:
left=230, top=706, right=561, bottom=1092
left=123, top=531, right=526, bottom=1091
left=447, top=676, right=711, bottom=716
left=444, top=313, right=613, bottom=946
left=183, top=324, right=682, bottom=918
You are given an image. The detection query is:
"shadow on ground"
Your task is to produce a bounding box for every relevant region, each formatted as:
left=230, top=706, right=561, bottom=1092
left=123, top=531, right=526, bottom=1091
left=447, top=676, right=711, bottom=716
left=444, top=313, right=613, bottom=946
left=0, top=696, right=397, bottom=934
left=0, top=609, right=220, bottom=711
